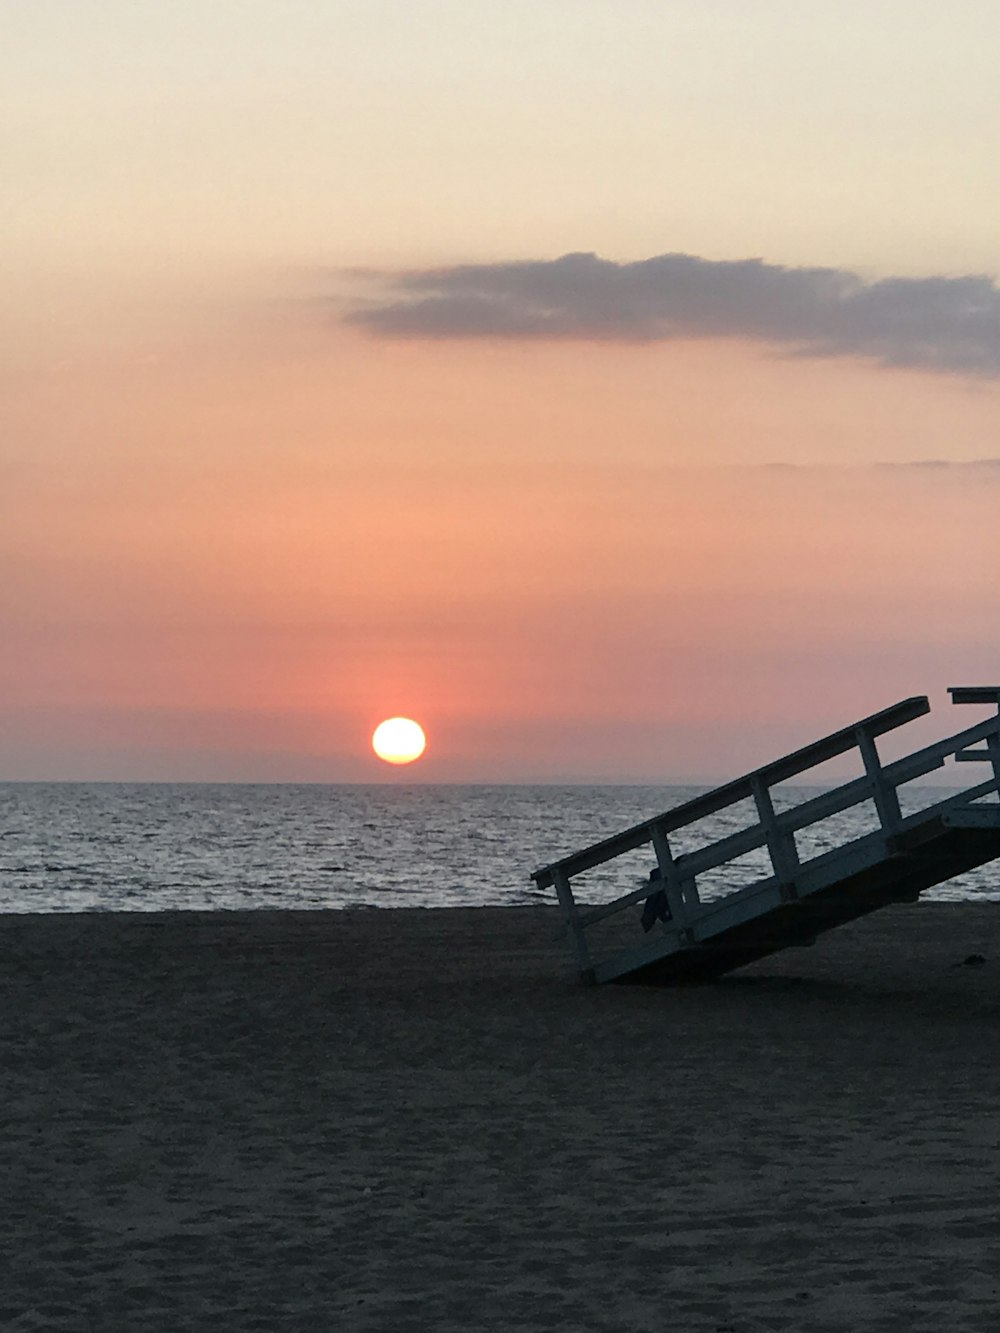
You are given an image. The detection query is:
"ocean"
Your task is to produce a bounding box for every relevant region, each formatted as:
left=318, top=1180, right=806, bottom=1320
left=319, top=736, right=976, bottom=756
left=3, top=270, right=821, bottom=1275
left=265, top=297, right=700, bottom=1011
left=1, top=781, right=998, bottom=914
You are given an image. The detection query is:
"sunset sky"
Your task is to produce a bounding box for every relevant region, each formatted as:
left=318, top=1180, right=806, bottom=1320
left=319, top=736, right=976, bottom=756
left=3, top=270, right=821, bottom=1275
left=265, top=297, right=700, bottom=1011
left=4, top=0, right=1000, bottom=781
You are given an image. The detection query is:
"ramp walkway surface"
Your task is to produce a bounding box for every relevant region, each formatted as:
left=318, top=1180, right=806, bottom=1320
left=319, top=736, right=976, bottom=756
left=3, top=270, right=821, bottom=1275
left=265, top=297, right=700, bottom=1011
left=531, top=688, right=1000, bottom=984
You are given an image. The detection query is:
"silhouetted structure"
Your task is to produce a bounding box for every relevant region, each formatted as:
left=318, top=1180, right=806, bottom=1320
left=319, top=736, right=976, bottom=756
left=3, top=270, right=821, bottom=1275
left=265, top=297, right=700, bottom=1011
left=532, top=689, right=1000, bottom=984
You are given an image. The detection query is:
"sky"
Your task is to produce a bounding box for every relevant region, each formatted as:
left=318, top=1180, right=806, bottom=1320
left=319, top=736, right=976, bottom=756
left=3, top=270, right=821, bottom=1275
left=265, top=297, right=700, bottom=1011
left=3, top=0, right=1000, bottom=782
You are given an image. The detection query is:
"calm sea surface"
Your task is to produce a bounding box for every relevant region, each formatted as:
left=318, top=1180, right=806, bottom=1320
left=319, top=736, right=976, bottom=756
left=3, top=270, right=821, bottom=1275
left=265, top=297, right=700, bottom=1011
left=1, top=782, right=997, bottom=914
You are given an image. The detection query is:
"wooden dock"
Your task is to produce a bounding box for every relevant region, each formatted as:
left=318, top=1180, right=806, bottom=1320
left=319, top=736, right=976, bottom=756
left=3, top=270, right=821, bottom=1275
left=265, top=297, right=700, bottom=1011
left=532, top=688, right=1000, bottom=984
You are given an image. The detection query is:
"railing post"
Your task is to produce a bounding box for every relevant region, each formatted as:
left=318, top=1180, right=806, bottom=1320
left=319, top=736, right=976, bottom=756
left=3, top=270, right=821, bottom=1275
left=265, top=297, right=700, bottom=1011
left=551, top=867, right=595, bottom=983
left=985, top=719, right=1000, bottom=790
left=855, top=726, right=902, bottom=836
left=750, top=774, right=800, bottom=899
left=659, top=827, right=700, bottom=909
left=649, top=823, right=697, bottom=926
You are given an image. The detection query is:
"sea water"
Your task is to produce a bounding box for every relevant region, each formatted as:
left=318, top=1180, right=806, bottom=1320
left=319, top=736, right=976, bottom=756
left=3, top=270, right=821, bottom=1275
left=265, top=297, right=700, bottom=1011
left=0, top=781, right=997, bottom=914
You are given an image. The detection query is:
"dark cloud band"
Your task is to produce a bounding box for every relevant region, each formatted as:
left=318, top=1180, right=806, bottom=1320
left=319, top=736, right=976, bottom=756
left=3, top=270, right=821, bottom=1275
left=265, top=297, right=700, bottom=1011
left=343, top=251, right=1000, bottom=377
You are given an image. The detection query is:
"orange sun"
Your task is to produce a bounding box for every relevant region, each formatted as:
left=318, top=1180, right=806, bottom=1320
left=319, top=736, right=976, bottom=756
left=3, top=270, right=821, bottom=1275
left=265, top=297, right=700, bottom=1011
left=372, top=717, right=427, bottom=765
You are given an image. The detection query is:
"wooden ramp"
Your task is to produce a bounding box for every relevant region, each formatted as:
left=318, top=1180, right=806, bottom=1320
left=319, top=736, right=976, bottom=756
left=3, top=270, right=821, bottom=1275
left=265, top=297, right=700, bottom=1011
left=532, top=688, right=1000, bottom=985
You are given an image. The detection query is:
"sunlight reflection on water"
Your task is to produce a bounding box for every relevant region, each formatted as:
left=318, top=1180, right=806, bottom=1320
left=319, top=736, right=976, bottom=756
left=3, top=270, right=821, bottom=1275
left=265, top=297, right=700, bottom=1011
left=0, top=782, right=996, bottom=913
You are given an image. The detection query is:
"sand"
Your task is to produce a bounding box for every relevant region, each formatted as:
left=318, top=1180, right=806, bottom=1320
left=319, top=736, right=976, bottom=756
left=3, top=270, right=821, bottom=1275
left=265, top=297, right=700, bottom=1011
left=3, top=903, right=1000, bottom=1332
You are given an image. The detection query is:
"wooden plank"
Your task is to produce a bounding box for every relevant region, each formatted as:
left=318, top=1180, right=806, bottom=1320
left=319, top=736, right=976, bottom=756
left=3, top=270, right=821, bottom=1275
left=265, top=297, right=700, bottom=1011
left=674, top=823, right=767, bottom=879
left=552, top=868, right=593, bottom=979
left=575, top=883, right=654, bottom=928
left=901, top=775, right=1000, bottom=817
left=687, top=936, right=817, bottom=952
left=650, top=825, right=690, bottom=927
left=949, top=686, right=1000, bottom=705
left=776, top=773, right=876, bottom=833
left=685, top=877, right=787, bottom=932
left=942, top=806, right=1000, bottom=830
left=591, top=928, right=688, bottom=984
left=855, top=727, right=902, bottom=833
left=751, top=772, right=799, bottom=886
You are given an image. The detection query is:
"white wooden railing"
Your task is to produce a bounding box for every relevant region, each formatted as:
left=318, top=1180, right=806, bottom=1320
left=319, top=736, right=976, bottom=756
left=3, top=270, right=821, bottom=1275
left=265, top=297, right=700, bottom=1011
left=532, top=690, right=1000, bottom=981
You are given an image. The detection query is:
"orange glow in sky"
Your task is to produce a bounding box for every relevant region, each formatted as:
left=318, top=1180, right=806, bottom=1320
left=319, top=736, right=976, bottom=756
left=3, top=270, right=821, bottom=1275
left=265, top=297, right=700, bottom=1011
left=4, top=4, right=1000, bottom=780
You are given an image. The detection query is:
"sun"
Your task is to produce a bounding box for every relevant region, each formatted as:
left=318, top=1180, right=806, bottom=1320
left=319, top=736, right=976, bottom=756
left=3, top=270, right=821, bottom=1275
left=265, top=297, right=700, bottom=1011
left=372, top=717, right=427, bottom=765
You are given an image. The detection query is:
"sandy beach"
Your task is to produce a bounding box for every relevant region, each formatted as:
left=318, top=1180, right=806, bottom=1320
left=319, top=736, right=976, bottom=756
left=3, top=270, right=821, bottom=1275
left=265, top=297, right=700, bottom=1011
left=3, top=903, right=1000, bottom=1332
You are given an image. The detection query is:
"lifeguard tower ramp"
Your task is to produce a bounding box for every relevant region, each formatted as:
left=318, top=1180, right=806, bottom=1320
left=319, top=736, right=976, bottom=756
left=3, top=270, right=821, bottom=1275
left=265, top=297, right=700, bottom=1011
left=531, top=689, right=1000, bottom=985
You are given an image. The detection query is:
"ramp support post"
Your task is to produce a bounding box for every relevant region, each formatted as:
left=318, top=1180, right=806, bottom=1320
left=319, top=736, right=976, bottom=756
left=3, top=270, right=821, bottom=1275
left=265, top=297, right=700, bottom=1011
left=856, top=725, right=903, bottom=836
left=650, top=824, right=695, bottom=936
left=552, top=867, right=594, bottom=982
left=750, top=774, right=800, bottom=896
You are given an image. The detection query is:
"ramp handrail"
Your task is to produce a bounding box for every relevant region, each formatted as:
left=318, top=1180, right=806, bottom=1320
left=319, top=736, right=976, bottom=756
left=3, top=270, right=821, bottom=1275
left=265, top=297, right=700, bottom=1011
left=532, top=691, right=1000, bottom=979
left=531, top=696, right=929, bottom=889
